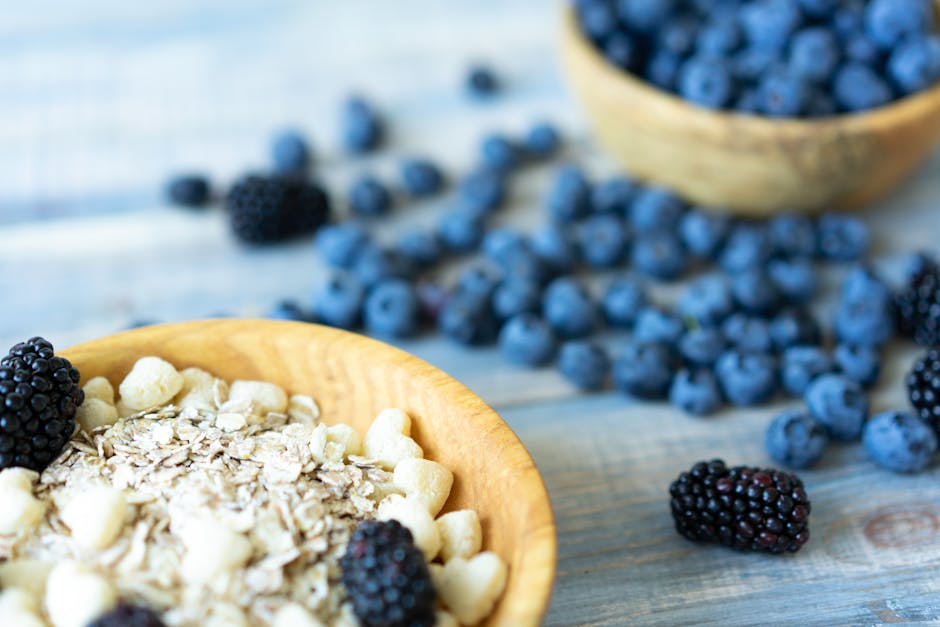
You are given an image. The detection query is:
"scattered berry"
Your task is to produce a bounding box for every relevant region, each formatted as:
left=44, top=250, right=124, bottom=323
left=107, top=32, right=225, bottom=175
left=770, top=307, right=822, bottom=351
left=591, top=177, right=636, bottom=215
left=805, top=373, right=869, bottom=440
left=342, top=96, right=384, bottom=154
left=767, top=257, right=818, bottom=303
left=314, top=272, right=365, bottom=330
left=602, top=276, right=647, bottom=328
left=466, top=64, right=500, bottom=97
left=768, top=213, right=816, bottom=258
left=781, top=345, right=833, bottom=396
left=480, top=133, right=520, bottom=172
left=401, top=159, right=444, bottom=197
left=557, top=340, right=611, bottom=390
left=720, top=224, right=773, bottom=273
left=715, top=350, right=778, bottom=406
left=834, top=343, right=882, bottom=388
left=438, top=293, right=497, bottom=346
left=525, top=122, right=561, bottom=159
left=613, top=340, right=675, bottom=399
left=266, top=300, right=311, bottom=322
left=864, top=410, right=938, bottom=473
left=459, top=169, right=507, bottom=215
left=633, top=307, right=685, bottom=346
left=669, top=459, right=811, bottom=553
left=677, top=274, right=734, bottom=326
left=833, top=63, right=893, bottom=112
left=499, top=314, right=557, bottom=367
left=364, top=279, right=420, bottom=338
left=678, top=208, right=730, bottom=259
left=492, top=277, right=541, bottom=322
left=629, top=186, right=686, bottom=233
left=530, top=224, right=579, bottom=275
left=889, top=35, right=940, bottom=95
left=722, top=313, right=774, bottom=354
left=578, top=214, right=630, bottom=268
left=227, top=174, right=330, bottom=245
left=765, top=410, right=829, bottom=469
left=87, top=602, right=166, bottom=627
left=546, top=165, right=590, bottom=222
left=270, top=130, right=311, bottom=175
left=816, top=214, right=869, bottom=261
left=730, top=268, right=780, bottom=315
left=895, top=252, right=940, bottom=346
left=679, top=327, right=727, bottom=368
left=395, top=230, right=442, bottom=270
left=165, top=174, right=211, bottom=208
left=437, top=209, right=485, bottom=254
left=669, top=369, right=723, bottom=416
left=907, top=348, right=940, bottom=434
left=353, top=246, right=411, bottom=288
left=631, top=231, right=688, bottom=281
left=542, top=278, right=599, bottom=339
left=315, top=223, right=371, bottom=269
left=348, top=175, right=392, bottom=217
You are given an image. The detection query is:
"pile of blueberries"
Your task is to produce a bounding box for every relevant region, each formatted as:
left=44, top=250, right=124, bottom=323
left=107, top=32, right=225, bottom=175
left=575, top=0, right=940, bottom=116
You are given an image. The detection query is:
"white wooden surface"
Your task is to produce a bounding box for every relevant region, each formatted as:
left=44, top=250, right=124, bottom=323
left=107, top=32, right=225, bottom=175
left=3, top=2, right=940, bottom=625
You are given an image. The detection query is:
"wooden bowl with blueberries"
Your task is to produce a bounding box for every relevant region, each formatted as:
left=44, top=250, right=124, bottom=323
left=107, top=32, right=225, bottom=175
left=561, top=0, right=940, bottom=216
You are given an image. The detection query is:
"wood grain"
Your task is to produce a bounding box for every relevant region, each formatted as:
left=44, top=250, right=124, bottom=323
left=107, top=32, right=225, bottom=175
left=559, top=5, right=940, bottom=216
left=61, top=319, right=556, bottom=627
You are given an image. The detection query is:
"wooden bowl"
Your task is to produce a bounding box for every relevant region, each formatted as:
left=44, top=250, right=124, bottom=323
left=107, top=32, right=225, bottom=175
left=560, top=6, right=940, bottom=216
left=60, top=319, right=556, bottom=626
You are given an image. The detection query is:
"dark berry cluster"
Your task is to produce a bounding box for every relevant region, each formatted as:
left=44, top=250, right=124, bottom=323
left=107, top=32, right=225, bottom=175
left=227, top=174, right=330, bottom=245
left=907, top=348, right=940, bottom=432
left=575, top=0, right=940, bottom=116
left=895, top=252, right=940, bottom=346
left=87, top=602, right=166, bottom=627
left=669, top=459, right=811, bottom=554
left=0, top=337, right=82, bottom=472
left=341, top=520, right=436, bottom=627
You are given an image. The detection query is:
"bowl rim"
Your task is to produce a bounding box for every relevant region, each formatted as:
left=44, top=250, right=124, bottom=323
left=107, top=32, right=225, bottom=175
left=561, top=4, right=940, bottom=134
left=60, top=319, right=558, bottom=626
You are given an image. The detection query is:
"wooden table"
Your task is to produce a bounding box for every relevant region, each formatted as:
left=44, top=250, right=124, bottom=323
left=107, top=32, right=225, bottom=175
left=3, top=2, right=940, bottom=625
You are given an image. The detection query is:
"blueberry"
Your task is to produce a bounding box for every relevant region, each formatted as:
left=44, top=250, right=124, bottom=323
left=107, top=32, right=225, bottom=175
left=715, top=350, right=778, bottom=406
left=401, top=159, right=444, bottom=197
left=546, top=165, right=590, bottom=223
left=865, top=0, right=935, bottom=49
left=267, top=300, right=311, bottom=322
left=492, top=278, right=542, bottom=321
left=271, top=130, right=311, bottom=175
left=839, top=265, right=892, bottom=304
left=604, top=33, right=637, bottom=69
left=348, top=175, right=392, bottom=217
left=437, top=209, right=485, bottom=254
left=670, top=369, right=723, bottom=416
left=616, top=0, right=677, bottom=33
left=766, top=410, right=829, bottom=469
left=353, top=246, right=411, bottom=287
left=864, top=411, right=938, bottom=473
left=591, top=177, right=636, bottom=215
left=678, top=208, right=731, bottom=259
left=720, top=224, right=773, bottom=273
left=734, top=89, right=762, bottom=113
left=646, top=50, right=683, bottom=91
left=889, top=35, right=940, bottom=95
left=789, top=28, right=840, bottom=84
left=342, top=96, right=384, bottom=154
left=677, top=274, right=734, bottom=326
left=629, top=186, right=686, bottom=233
left=833, top=63, right=893, bottom=112
left=165, top=174, right=211, bottom=208
left=466, top=64, right=500, bottom=96
left=781, top=345, right=833, bottom=396
left=677, top=56, right=734, bottom=110
left=770, top=307, right=822, bottom=350
left=315, top=223, right=371, bottom=269
left=732, top=47, right=782, bottom=83
left=697, top=20, right=742, bottom=55
left=543, top=278, right=598, bottom=339
left=679, top=327, right=727, bottom=367
left=314, top=272, right=365, bottom=329
left=832, top=1, right=866, bottom=40
left=768, top=213, right=816, bottom=258
left=741, top=0, right=804, bottom=51
left=459, top=168, right=506, bottom=216
left=525, top=122, right=561, bottom=159
left=834, top=343, right=881, bottom=388
left=845, top=34, right=881, bottom=64
left=557, top=340, right=611, bottom=390
left=499, top=314, right=557, bottom=367
left=797, top=0, right=838, bottom=18
left=730, top=268, right=780, bottom=315
left=659, top=15, right=700, bottom=56
left=631, top=232, right=687, bottom=281
left=579, top=0, right=619, bottom=41
left=816, top=214, right=869, bottom=261
left=395, top=230, right=442, bottom=270
left=805, top=373, right=869, bottom=440
left=482, top=228, right=527, bottom=264
left=613, top=340, right=675, bottom=399
left=633, top=307, right=684, bottom=346
left=833, top=297, right=895, bottom=347
left=578, top=214, right=630, bottom=268
left=722, top=313, right=774, bottom=354
left=501, top=244, right=551, bottom=285
left=480, top=133, right=521, bottom=172
left=415, top=281, right=449, bottom=322
left=438, top=293, right=498, bottom=346
left=602, top=277, right=647, bottom=328
left=757, top=71, right=809, bottom=117
left=363, top=280, right=420, bottom=338
left=530, top=224, right=579, bottom=275
left=457, top=264, right=501, bottom=299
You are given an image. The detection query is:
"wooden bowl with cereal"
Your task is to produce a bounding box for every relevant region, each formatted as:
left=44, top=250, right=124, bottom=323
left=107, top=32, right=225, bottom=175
left=0, top=320, right=555, bottom=626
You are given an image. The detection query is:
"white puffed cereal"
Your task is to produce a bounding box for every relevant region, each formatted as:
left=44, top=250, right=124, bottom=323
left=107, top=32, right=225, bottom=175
left=205, top=603, right=249, bottom=627
left=215, top=412, right=247, bottom=432
left=75, top=398, right=120, bottom=432
left=394, top=458, right=453, bottom=516
left=309, top=423, right=328, bottom=461
left=174, top=367, right=219, bottom=412
left=273, top=602, right=326, bottom=627
left=436, top=510, right=482, bottom=562
left=434, top=552, right=507, bottom=626
left=0, top=588, right=45, bottom=627
left=178, top=517, right=252, bottom=584
left=118, top=356, right=184, bottom=410
left=229, top=380, right=288, bottom=415
left=0, top=468, right=46, bottom=534
left=0, top=559, right=53, bottom=602
left=327, top=424, right=362, bottom=456
left=364, top=432, right=423, bottom=470
left=288, top=394, right=320, bottom=425
left=369, top=408, right=412, bottom=436
left=115, top=399, right=136, bottom=418
left=435, top=609, right=459, bottom=627
left=377, top=494, right=441, bottom=560
left=81, top=377, right=114, bottom=404
left=60, top=486, right=127, bottom=550
left=45, top=561, right=116, bottom=627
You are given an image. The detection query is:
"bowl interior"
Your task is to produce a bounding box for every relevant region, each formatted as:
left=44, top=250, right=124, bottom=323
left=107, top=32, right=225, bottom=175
left=61, top=319, right=556, bottom=626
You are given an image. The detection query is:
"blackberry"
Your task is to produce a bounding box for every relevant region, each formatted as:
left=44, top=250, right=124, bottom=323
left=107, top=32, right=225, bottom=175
left=895, top=253, right=940, bottom=346
left=226, top=174, right=330, bottom=245
left=0, top=337, right=82, bottom=472
left=341, top=519, right=435, bottom=627
left=907, top=348, right=940, bottom=433
left=669, top=459, right=811, bottom=554
left=87, top=602, right=166, bottom=627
